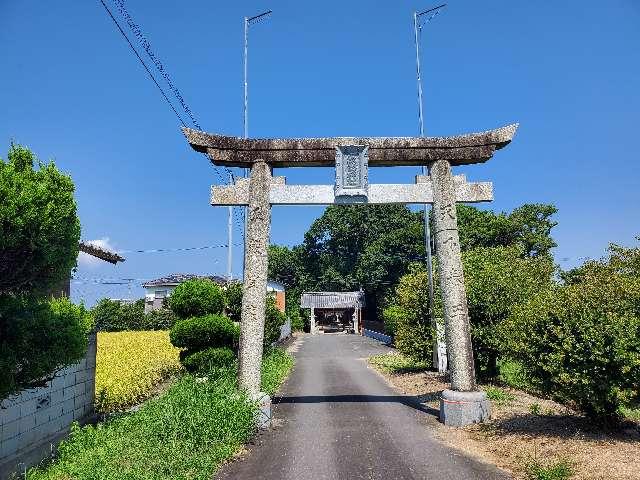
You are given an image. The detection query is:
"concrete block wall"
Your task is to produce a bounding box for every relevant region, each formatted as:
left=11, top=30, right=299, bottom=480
left=0, top=333, right=96, bottom=475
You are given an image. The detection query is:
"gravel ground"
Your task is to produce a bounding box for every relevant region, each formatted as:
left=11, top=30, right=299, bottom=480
left=369, top=357, right=640, bottom=480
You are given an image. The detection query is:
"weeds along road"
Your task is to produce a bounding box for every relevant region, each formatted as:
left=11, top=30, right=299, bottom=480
left=216, top=334, right=509, bottom=480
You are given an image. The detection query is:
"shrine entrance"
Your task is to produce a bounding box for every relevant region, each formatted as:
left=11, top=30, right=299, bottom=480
left=300, top=291, right=365, bottom=334
left=183, top=123, right=517, bottom=426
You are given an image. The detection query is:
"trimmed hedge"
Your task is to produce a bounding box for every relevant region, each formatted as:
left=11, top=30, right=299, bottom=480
left=169, top=278, right=224, bottom=319
left=170, top=314, right=239, bottom=352
left=182, top=347, right=236, bottom=374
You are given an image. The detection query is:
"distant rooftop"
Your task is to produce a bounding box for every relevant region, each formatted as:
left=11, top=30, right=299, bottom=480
left=79, top=241, right=125, bottom=264
left=142, top=273, right=227, bottom=288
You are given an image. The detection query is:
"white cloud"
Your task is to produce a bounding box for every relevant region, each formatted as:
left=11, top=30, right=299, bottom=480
left=78, top=237, right=118, bottom=267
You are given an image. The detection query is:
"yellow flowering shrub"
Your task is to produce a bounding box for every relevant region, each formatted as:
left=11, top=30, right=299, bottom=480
left=95, top=330, right=182, bottom=413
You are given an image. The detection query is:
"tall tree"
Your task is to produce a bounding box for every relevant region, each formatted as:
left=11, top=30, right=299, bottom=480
left=455, top=203, right=557, bottom=257
left=268, top=202, right=558, bottom=324
left=0, top=145, right=87, bottom=399
left=0, top=144, right=80, bottom=294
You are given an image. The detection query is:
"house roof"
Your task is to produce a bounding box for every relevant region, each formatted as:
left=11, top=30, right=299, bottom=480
left=78, top=241, right=125, bottom=264
left=142, top=273, right=227, bottom=288
left=300, top=291, right=365, bottom=309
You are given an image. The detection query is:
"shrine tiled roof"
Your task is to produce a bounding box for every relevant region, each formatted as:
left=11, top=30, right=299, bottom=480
left=300, top=291, right=365, bottom=309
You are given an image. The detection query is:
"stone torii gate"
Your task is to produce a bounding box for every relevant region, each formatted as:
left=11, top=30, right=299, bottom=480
left=183, top=123, right=517, bottom=426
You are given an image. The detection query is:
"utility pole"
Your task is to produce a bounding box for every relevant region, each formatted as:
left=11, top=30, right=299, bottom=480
left=227, top=173, right=234, bottom=280
left=242, top=9, right=273, bottom=279
left=413, top=3, right=447, bottom=373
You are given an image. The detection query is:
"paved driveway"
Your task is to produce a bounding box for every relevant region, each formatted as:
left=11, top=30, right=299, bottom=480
left=216, top=334, right=509, bottom=480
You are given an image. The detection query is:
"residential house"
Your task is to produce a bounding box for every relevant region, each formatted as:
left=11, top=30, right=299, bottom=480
left=142, top=274, right=286, bottom=314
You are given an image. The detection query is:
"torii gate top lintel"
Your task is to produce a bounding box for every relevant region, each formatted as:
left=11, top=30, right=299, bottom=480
left=182, top=123, right=518, bottom=168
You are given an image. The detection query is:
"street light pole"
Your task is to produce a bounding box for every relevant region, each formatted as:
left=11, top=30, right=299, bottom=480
left=242, top=10, right=272, bottom=279
left=413, top=3, right=447, bottom=373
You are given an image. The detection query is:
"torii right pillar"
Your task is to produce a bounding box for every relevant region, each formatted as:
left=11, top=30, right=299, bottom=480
left=431, top=159, right=490, bottom=426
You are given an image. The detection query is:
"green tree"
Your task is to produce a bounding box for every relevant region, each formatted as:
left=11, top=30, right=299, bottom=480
left=455, top=203, right=557, bottom=257
left=463, top=246, right=555, bottom=378
left=0, top=145, right=86, bottom=399
left=298, top=205, right=424, bottom=320
left=0, top=145, right=80, bottom=295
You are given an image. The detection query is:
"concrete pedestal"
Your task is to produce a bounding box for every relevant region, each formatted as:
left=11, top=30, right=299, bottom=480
left=439, top=389, right=490, bottom=427
left=252, top=391, right=272, bottom=429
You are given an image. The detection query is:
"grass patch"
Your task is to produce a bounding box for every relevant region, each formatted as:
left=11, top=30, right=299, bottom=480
left=29, top=348, right=294, bottom=479
left=261, top=347, right=295, bottom=395
left=525, top=459, right=573, bottom=480
left=95, top=330, right=181, bottom=413
left=368, top=353, right=429, bottom=374
left=486, top=386, right=515, bottom=405
left=620, top=405, right=640, bottom=421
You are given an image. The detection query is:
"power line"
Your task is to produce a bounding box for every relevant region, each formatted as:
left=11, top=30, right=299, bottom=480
left=119, top=242, right=244, bottom=254
left=97, top=0, right=187, bottom=127
left=111, top=0, right=202, bottom=130
left=97, top=0, right=233, bottom=187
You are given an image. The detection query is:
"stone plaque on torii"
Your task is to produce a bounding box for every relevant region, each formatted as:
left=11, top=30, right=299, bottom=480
left=183, top=123, right=518, bottom=426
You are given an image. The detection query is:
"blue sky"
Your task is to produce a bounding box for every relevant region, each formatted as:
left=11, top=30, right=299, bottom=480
left=1, top=1, right=639, bottom=306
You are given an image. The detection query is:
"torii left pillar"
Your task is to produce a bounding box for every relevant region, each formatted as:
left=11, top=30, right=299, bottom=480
left=238, top=160, right=272, bottom=427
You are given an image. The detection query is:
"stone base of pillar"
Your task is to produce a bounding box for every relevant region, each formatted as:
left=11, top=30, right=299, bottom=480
left=252, top=391, right=272, bottom=429
left=439, top=389, right=490, bottom=427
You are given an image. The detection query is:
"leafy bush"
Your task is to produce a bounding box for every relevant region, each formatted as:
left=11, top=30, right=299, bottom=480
left=289, top=309, right=304, bottom=331
left=119, top=299, right=146, bottom=330
left=264, top=296, right=286, bottom=347
left=223, top=281, right=243, bottom=323
left=95, top=331, right=181, bottom=413
left=182, top=347, right=236, bottom=374
left=170, top=314, right=239, bottom=352
left=92, top=299, right=176, bottom=331
left=142, top=308, right=178, bottom=330
left=0, top=295, right=89, bottom=398
left=383, top=265, right=434, bottom=363
left=463, top=246, right=554, bottom=379
left=503, top=243, right=640, bottom=421
left=381, top=305, right=404, bottom=337
left=169, top=278, right=224, bottom=319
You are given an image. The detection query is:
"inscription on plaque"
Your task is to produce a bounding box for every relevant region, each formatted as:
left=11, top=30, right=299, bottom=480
left=335, top=145, right=369, bottom=202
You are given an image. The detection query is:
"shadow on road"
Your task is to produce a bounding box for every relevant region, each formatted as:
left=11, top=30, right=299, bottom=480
left=273, top=394, right=440, bottom=418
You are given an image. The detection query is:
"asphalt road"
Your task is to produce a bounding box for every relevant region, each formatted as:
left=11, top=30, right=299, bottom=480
left=216, top=334, right=509, bottom=480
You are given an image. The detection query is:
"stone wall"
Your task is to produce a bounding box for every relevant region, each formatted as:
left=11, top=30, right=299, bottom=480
left=0, top=333, right=97, bottom=477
